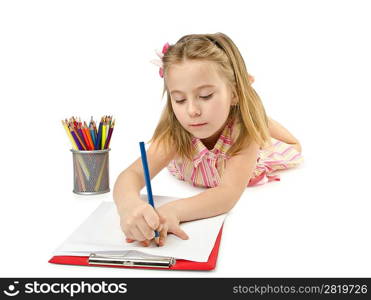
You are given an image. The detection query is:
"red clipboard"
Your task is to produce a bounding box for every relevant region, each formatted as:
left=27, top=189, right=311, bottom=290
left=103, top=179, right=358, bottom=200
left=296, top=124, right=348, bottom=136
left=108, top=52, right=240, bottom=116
left=49, top=226, right=223, bottom=271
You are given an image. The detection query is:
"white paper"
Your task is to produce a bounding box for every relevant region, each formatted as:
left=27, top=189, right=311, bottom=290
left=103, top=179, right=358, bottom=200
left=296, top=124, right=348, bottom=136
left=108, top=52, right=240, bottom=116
left=53, top=195, right=227, bottom=262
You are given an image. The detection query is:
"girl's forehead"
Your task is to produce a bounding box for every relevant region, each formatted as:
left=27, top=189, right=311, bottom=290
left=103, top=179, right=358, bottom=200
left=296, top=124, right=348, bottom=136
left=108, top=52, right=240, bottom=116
left=166, top=60, right=225, bottom=92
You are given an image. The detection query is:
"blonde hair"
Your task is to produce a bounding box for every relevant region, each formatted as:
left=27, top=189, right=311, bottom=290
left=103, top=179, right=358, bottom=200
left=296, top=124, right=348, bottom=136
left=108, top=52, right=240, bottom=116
left=149, top=32, right=271, bottom=160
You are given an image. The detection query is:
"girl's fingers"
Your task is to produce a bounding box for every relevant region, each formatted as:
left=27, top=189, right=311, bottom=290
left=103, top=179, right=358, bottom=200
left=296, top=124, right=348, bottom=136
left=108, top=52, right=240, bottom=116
left=159, top=224, right=168, bottom=247
left=142, top=207, right=160, bottom=231
left=157, top=224, right=164, bottom=232
left=131, top=225, right=146, bottom=241
left=136, top=216, right=155, bottom=240
left=126, top=237, right=150, bottom=247
left=124, top=228, right=135, bottom=242
left=171, top=225, right=189, bottom=240
left=157, top=214, right=166, bottom=232
left=140, top=240, right=150, bottom=247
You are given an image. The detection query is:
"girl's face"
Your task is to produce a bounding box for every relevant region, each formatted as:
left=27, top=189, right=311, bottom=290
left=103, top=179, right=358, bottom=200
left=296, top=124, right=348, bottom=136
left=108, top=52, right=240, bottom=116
left=166, top=60, right=237, bottom=142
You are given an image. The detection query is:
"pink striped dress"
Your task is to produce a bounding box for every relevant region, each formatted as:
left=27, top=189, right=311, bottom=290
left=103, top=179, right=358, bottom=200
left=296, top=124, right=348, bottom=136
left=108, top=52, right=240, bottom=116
left=167, top=117, right=304, bottom=188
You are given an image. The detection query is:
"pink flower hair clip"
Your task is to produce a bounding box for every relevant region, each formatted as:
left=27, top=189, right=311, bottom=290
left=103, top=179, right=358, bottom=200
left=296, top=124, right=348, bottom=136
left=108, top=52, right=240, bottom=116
left=150, top=42, right=170, bottom=78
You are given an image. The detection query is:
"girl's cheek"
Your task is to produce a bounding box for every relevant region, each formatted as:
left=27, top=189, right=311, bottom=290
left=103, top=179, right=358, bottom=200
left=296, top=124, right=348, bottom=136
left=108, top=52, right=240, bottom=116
left=173, top=109, right=186, bottom=124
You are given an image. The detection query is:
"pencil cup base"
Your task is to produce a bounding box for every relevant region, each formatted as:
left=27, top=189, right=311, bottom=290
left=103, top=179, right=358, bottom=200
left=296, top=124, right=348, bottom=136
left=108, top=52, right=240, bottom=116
left=73, top=189, right=110, bottom=195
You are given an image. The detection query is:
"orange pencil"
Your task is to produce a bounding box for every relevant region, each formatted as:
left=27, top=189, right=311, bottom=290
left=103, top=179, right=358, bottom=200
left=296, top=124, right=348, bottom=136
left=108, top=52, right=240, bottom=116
left=83, top=122, right=94, bottom=150
left=81, top=125, right=91, bottom=150
left=79, top=123, right=91, bottom=150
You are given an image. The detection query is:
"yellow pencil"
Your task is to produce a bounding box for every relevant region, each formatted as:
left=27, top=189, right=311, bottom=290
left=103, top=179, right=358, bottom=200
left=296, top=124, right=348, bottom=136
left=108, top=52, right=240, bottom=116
left=105, top=116, right=110, bottom=143
left=62, top=120, right=78, bottom=150
left=102, top=116, right=107, bottom=150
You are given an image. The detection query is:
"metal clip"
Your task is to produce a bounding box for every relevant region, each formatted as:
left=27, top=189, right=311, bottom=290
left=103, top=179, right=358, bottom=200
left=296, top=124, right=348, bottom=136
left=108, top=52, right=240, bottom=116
left=88, top=253, right=176, bottom=268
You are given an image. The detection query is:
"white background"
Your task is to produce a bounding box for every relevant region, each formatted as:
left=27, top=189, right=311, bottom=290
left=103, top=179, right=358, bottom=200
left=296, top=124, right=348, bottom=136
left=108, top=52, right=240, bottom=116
left=0, top=0, right=370, bottom=277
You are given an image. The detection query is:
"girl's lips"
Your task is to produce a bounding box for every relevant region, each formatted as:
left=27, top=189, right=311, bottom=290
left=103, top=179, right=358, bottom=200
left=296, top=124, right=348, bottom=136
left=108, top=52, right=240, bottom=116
left=189, top=123, right=207, bottom=127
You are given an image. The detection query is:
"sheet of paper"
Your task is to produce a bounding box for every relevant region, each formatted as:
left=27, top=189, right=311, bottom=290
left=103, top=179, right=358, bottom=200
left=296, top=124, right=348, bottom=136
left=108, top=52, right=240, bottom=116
left=53, top=195, right=227, bottom=262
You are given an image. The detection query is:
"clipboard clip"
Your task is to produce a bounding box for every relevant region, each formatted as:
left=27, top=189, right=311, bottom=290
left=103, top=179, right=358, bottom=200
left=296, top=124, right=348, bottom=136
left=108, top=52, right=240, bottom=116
left=88, top=253, right=176, bottom=269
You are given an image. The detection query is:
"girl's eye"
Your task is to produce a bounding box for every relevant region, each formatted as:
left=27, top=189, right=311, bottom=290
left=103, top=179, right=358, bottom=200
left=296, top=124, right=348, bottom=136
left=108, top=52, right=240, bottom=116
left=174, top=93, right=213, bottom=103
left=200, top=93, right=213, bottom=100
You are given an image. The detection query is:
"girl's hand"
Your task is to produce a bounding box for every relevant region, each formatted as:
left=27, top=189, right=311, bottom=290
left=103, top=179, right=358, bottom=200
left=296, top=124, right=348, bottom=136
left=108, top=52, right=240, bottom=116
left=119, top=199, right=161, bottom=244
left=157, top=205, right=189, bottom=246
left=127, top=204, right=189, bottom=247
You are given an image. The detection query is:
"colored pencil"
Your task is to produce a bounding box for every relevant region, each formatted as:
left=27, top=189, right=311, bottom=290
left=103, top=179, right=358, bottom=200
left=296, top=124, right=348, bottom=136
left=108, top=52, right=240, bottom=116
left=62, top=120, right=78, bottom=150
left=83, top=122, right=94, bottom=150
left=73, top=127, right=87, bottom=150
left=69, top=126, right=84, bottom=150
left=89, top=124, right=96, bottom=148
left=62, top=116, right=115, bottom=151
left=96, top=119, right=103, bottom=150
left=92, top=120, right=98, bottom=139
left=79, top=124, right=90, bottom=150
left=102, top=117, right=107, bottom=150
left=104, top=119, right=115, bottom=149
left=139, top=141, right=159, bottom=245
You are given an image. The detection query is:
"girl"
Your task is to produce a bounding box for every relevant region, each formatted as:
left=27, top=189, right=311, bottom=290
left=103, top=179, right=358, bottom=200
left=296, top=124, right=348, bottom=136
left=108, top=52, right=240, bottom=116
left=113, top=33, right=303, bottom=247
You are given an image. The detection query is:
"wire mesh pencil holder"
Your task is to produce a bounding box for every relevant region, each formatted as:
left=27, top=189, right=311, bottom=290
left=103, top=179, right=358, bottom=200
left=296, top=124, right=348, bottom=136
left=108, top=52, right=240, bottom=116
left=71, top=149, right=110, bottom=195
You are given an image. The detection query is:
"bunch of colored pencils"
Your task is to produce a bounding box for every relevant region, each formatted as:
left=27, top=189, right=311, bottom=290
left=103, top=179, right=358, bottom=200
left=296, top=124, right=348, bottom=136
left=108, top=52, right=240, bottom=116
left=62, top=116, right=115, bottom=150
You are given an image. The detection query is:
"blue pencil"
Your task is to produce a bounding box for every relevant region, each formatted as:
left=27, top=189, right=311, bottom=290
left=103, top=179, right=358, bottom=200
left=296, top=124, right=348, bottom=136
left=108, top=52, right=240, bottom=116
left=89, top=125, right=96, bottom=148
left=139, top=141, right=160, bottom=245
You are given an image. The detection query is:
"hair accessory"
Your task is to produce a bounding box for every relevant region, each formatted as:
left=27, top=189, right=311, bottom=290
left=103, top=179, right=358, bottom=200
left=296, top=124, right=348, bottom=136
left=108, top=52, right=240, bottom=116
left=150, top=42, right=170, bottom=78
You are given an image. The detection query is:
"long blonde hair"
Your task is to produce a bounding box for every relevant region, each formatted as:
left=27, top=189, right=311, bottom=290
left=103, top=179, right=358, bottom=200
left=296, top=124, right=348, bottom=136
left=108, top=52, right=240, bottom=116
left=149, top=32, right=271, bottom=160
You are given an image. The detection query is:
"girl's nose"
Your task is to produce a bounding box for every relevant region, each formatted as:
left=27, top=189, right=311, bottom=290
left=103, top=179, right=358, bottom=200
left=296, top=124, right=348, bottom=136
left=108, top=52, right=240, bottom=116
left=187, top=101, right=201, bottom=117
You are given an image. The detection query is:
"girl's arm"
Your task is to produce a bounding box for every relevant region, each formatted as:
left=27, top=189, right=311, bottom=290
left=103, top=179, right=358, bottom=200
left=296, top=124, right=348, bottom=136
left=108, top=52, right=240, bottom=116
left=268, top=117, right=302, bottom=152
left=159, top=141, right=260, bottom=222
